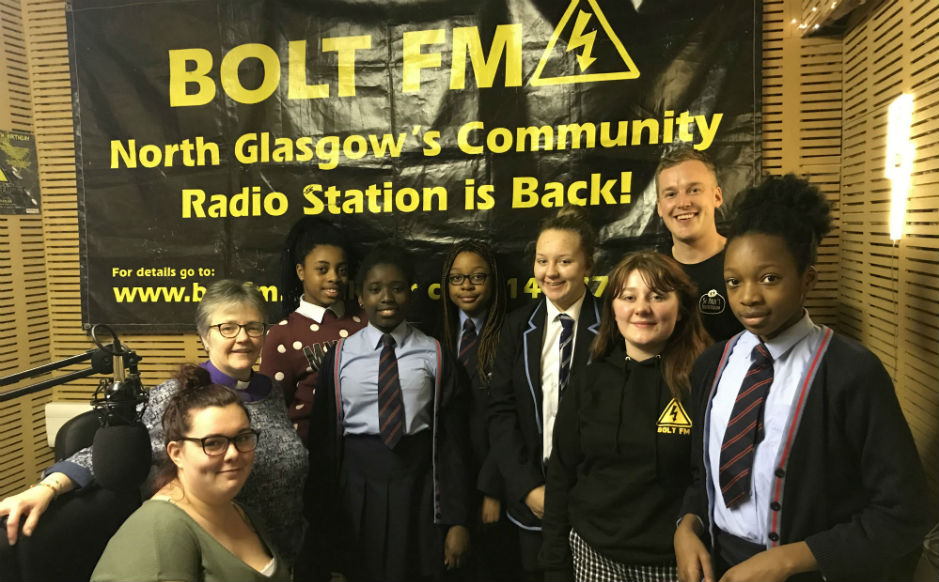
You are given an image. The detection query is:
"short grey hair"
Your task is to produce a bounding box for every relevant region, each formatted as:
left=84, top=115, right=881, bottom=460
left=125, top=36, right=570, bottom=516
left=195, top=280, right=268, bottom=337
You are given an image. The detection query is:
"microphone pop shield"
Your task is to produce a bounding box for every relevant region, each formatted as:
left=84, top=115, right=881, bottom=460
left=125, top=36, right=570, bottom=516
left=92, top=424, right=151, bottom=492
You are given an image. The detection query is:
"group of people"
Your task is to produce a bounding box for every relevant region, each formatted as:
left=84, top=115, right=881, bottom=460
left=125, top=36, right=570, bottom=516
left=0, top=147, right=930, bottom=582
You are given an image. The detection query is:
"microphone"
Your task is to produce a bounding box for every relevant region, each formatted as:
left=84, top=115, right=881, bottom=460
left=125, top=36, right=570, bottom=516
left=90, top=328, right=151, bottom=492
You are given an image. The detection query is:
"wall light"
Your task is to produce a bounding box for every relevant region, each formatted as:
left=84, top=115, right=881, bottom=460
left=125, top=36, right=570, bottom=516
left=886, top=93, right=915, bottom=242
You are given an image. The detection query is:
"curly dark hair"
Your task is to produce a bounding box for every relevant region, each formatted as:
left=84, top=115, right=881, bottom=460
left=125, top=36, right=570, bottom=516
left=439, top=241, right=506, bottom=384
left=728, top=174, right=832, bottom=272
left=355, top=245, right=414, bottom=292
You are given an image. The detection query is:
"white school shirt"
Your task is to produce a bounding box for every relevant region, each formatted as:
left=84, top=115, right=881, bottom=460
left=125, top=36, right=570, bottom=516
left=708, top=312, right=825, bottom=543
left=296, top=295, right=345, bottom=322
left=541, top=293, right=585, bottom=462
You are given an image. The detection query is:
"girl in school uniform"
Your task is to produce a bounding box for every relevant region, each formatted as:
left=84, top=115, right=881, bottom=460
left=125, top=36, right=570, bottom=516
left=260, top=217, right=366, bottom=441
left=542, top=251, right=711, bottom=582
left=439, top=240, right=522, bottom=579
left=488, top=207, right=602, bottom=577
left=674, top=175, right=930, bottom=581
left=306, top=246, right=472, bottom=581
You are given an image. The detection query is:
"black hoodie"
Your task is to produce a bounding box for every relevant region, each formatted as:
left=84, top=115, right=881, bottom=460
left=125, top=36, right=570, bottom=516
left=542, top=343, right=692, bottom=578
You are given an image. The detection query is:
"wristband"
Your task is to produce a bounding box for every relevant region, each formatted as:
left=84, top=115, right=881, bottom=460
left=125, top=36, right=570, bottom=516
left=32, top=481, right=58, bottom=497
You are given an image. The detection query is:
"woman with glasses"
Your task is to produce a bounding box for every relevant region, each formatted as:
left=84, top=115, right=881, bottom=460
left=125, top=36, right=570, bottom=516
left=438, top=241, right=521, bottom=579
left=0, top=280, right=307, bottom=570
left=92, top=364, right=290, bottom=581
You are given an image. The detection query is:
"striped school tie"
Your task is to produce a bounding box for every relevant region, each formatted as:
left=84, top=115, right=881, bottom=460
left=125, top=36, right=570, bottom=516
left=458, top=318, right=477, bottom=368
left=719, top=342, right=774, bottom=508
left=558, top=314, right=574, bottom=392
left=378, top=333, right=405, bottom=449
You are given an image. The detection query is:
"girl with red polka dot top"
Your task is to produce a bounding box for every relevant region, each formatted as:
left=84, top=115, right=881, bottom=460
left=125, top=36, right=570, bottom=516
left=260, top=218, right=366, bottom=441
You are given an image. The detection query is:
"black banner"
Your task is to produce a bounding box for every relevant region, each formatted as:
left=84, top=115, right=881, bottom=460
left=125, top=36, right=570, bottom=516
left=70, top=0, right=760, bottom=331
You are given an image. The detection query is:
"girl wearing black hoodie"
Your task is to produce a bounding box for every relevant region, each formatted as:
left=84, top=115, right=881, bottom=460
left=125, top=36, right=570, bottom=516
left=542, top=251, right=710, bottom=581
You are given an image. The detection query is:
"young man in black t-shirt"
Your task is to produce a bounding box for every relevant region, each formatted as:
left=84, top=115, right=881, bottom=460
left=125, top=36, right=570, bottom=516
left=655, top=147, right=743, bottom=342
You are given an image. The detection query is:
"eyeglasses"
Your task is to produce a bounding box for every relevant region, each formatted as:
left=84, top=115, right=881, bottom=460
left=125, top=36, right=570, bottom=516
left=179, top=429, right=261, bottom=456
left=447, top=273, right=489, bottom=286
left=210, top=322, right=267, bottom=338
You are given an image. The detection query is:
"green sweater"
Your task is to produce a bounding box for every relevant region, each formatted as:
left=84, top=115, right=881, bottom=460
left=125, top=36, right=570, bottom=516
left=91, top=499, right=290, bottom=581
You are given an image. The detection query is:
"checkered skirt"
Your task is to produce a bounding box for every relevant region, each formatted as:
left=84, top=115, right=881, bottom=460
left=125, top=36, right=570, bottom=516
left=569, top=529, right=679, bottom=582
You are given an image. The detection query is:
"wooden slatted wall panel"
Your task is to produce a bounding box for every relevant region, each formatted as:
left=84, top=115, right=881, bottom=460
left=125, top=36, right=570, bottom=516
left=24, top=0, right=207, bottom=382
left=796, top=35, right=843, bottom=325
left=839, top=0, right=939, bottom=512
left=0, top=0, right=238, bottom=494
left=0, top=0, right=51, bottom=496
left=0, top=0, right=31, bottom=130
left=761, top=0, right=787, bottom=174
left=762, top=0, right=842, bottom=327
left=0, top=220, right=52, bottom=497
left=1, top=0, right=208, bottom=495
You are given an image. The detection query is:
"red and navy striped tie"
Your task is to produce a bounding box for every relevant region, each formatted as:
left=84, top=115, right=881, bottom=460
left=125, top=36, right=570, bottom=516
left=378, top=333, right=405, bottom=449
left=459, top=318, right=477, bottom=369
left=719, top=342, right=774, bottom=508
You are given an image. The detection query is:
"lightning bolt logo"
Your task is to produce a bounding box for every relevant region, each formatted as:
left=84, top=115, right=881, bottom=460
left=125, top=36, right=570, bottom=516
left=531, top=0, right=639, bottom=87
left=566, top=10, right=597, bottom=72
left=657, top=398, right=692, bottom=429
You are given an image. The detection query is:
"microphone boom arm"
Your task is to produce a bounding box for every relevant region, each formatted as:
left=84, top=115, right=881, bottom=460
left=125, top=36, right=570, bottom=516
left=0, top=325, right=140, bottom=403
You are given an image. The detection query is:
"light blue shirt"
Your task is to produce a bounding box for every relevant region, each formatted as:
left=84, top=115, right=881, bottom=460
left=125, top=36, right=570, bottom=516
left=337, top=321, right=436, bottom=436
left=708, top=312, right=826, bottom=543
left=457, top=310, right=488, bottom=353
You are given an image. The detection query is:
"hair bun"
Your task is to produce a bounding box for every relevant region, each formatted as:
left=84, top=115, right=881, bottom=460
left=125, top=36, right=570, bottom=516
left=729, top=173, right=832, bottom=270
left=174, top=364, right=212, bottom=392
left=555, top=204, right=590, bottom=223
left=537, top=204, right=598, bottom=263
left=755, top=174, right=831, bottom=241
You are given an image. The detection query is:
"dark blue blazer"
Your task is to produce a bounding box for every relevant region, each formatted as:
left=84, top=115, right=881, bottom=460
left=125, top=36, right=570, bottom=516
left=487, top=290, right=601, bottom=530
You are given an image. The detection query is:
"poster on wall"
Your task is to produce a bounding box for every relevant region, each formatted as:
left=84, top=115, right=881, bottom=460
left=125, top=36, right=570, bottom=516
left=0, top=130, right=40, bottom=215
left=69, top=0, right=761, bottom=331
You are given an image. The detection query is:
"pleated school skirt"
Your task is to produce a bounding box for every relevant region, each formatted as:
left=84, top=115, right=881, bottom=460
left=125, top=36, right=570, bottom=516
left=338, top=431, right=436, bottom=581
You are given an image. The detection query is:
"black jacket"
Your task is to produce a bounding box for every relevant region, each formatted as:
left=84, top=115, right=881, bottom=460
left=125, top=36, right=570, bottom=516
left=681, top=330, right=931, bottom=580
left=461, top=334, right=505, bottom=499
left=487, top=291, right=601, bottom=529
